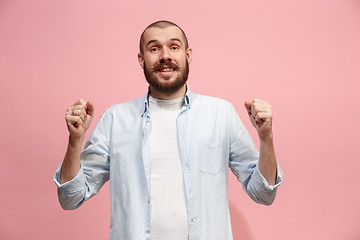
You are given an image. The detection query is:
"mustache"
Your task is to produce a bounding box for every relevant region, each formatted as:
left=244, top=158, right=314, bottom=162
left=151, top=60, right=180, bottom=71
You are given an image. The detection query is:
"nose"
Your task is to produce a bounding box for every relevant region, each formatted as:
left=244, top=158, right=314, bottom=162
left=160, top=48, right=172, bottom=63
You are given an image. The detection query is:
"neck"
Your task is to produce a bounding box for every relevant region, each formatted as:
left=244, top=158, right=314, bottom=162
left=149, top=84, right=187, bottom=100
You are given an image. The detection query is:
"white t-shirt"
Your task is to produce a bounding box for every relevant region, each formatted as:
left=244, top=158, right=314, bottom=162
left=149, top=95, right=188, bottom=239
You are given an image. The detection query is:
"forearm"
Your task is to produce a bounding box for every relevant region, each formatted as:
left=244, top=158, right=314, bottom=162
left=258, top=134, right=277, bottom=186
left=59, top=136, right=83, bottom=184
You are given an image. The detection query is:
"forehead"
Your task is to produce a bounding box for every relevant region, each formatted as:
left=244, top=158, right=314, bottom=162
left=143, top=26, right=186, bottom=45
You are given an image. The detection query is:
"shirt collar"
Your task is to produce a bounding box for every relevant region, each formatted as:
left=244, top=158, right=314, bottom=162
left=142, top=83, right=193, bottom=116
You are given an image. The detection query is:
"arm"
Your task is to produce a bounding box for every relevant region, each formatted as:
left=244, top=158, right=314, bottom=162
left=60, top=99, right=94, bottom=184
left=54, top=99, right=111, bottom=210
left=244, top=99, right=277, bottom=185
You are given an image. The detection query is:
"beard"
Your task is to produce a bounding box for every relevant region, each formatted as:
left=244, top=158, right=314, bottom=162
left=143, top=59, right=189, bottom=94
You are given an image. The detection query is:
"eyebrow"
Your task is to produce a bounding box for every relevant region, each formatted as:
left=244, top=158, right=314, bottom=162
left=146, top=38, right=183, bottom=48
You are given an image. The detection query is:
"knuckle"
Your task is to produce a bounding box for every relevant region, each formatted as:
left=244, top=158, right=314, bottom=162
left=76, top=116, right=83, bottom=123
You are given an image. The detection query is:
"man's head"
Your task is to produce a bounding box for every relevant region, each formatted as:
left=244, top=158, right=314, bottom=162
left=138, top=20, right=192, bottom=99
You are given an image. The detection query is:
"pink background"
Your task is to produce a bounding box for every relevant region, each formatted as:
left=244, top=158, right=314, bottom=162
left=1, top=0, right=359, bottom=239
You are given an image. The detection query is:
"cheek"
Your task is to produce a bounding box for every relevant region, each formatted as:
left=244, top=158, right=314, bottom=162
left=179, top=57, right=188, bottom=66
left=144, top=54, right=158, bottom=64
left=177, top=53, right=188, bottom=64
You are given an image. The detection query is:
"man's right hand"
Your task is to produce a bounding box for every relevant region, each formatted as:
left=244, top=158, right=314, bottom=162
left=60, top=99, right=94, bottom=184
left=65, top=99, right=94, bottom=140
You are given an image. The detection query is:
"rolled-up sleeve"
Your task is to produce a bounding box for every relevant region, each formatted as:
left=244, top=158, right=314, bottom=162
left=53, top=164, right=87, bottom=210
left=245, top=163, right=283, bottom=205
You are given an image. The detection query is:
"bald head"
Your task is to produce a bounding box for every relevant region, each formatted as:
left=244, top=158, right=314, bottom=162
left=139, top=20, right=189, bottom=55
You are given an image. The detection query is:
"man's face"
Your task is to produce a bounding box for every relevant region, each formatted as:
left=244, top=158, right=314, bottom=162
left=138, top=26, right=192, bottom=94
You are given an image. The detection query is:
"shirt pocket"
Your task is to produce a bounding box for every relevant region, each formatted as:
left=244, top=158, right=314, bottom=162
left=198, top=140, right=227, bottom=175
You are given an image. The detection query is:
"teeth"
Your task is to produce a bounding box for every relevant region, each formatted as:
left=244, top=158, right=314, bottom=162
left=160, top=68, right=173, bottom=72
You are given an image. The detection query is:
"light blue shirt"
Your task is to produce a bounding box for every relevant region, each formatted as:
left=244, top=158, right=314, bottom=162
left=54, top=87, right=283, bottom=240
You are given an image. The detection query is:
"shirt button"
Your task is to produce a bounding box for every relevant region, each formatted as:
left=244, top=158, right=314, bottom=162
left=146, top=226, right=150, bottom=232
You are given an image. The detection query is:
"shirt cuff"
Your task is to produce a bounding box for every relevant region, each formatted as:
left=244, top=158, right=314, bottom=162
left=53, top=163, right=85, bottom=193
left=252, top=163, right=283, bottom=191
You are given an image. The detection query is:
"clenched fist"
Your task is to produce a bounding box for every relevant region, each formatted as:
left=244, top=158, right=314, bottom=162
left=65, top=99, right=94, bottom=140
left=244, top=99, right=273, bottom=141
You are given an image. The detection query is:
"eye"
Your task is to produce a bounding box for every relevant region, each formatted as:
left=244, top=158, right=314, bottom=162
left=150, top=47, right=159, bottom=52
left=171, top=45, right=179, bottom=51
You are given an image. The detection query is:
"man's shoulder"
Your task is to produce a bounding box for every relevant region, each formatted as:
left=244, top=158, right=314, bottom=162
left=104, top=95, right=145, bottom=116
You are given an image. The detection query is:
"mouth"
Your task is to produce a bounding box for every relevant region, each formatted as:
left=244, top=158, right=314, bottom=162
left=153, top=61, right=179, bottom=72
left=158, top=67, right=175, bottom=72
left=156, top=67, right=176, bottom=79
left=154, top=65, right=178, bottom=79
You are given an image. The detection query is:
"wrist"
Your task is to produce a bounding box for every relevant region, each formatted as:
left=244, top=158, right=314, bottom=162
left=68, top=134, right=83, bottom=148
left=259, top=132, right=274, bottom=144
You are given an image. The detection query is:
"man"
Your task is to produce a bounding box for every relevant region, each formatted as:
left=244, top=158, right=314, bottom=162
left=54, top=20, right=283, bottom=240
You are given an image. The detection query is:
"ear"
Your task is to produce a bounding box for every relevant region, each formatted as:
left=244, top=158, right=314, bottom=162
left=138, top=53, right=144, bottom=69
left=186, top=48, right=193, bottom=63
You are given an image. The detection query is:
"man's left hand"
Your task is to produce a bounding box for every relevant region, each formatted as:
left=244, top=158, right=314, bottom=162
left=244, top=99, right=273, bottom=141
